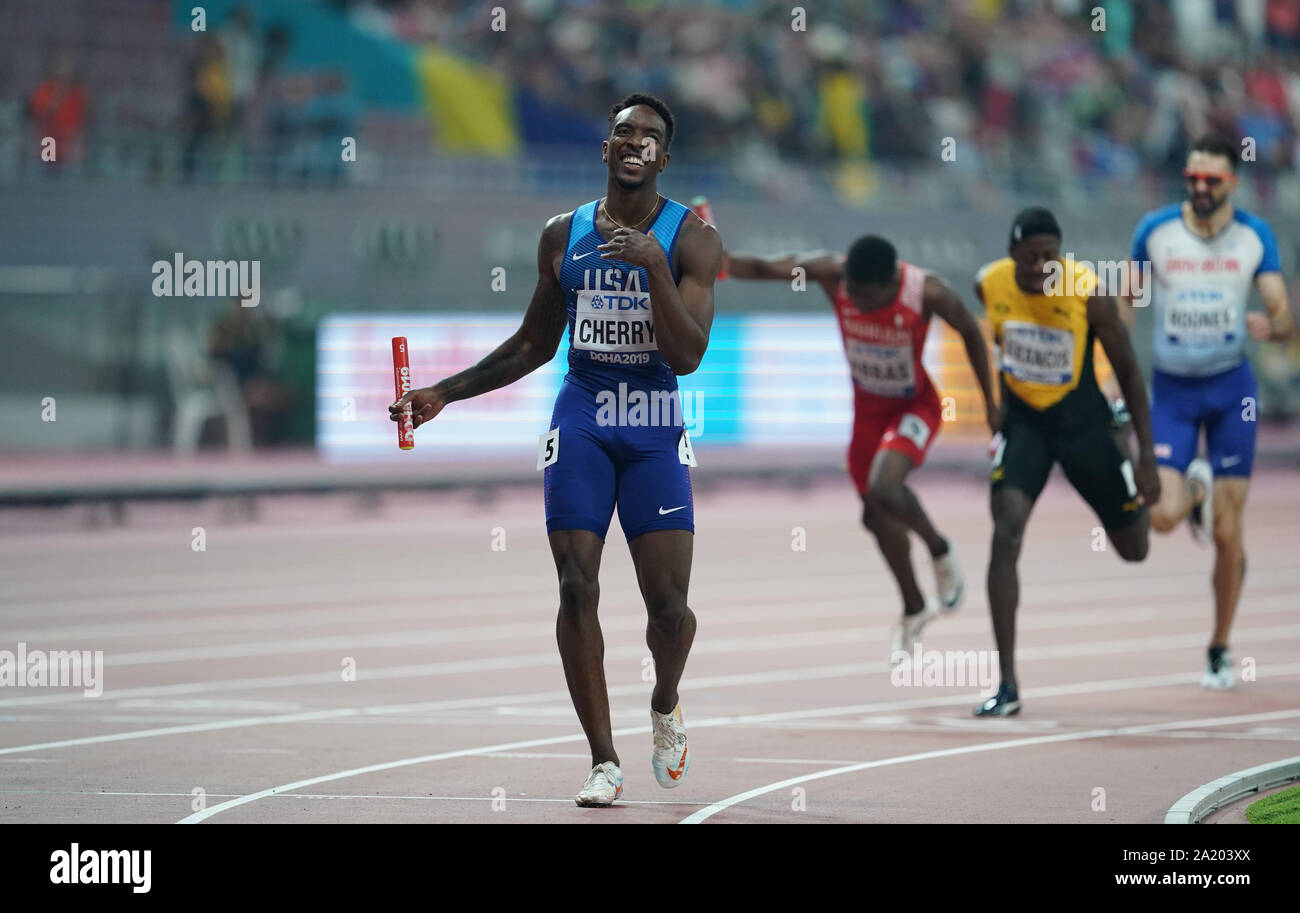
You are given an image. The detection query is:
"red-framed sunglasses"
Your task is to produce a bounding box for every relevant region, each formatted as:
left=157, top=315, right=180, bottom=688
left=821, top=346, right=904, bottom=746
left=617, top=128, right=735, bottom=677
left=1183, top=170, right=1230, bottom=187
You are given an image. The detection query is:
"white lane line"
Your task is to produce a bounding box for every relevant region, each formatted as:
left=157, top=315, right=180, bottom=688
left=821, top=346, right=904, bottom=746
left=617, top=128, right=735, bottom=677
left=734, top=757, right=871, bottom=765
left=257, top=794, right=708, bottom=807
left=175, top=727, right=660, bottom=823
left=8, top=653, right=1300, bottom=758
left=0, top=708, right=367, bottom=756
left=23, top=576, right=1293, bottom=641
left=0, top=574, right=883, bottom=632
left=0, top=561, right=908, bottom=618
left=3, top=599, right=557, bottom=643
left=0, top=661, right=880, bottom=754
left=6, top=559, right=1289, bottom=611
left=175, top=665, right=1300, bottom=824
left=22, top=609, right=1300, bottom=672
left=485, top=752, right=879, bottom=764
left=4, top=594, right=1297, bottom=710
left=0, top=788, right=710, bottom=807
left=0, top=791, right=245, bottom=798
left=1149, top=730, right=1300, bottom=742
left=8, top=561, right=1293, bottom=626
left=52, top=605, right=938, bottom=667
left=703, top=662, right=1300, bottom=728
left=677, top=708, right=1300, bottom=824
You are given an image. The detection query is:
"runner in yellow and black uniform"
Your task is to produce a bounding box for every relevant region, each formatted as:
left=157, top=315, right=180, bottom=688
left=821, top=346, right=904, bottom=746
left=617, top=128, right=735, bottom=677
left=973, top=207, right=1161, bottom=717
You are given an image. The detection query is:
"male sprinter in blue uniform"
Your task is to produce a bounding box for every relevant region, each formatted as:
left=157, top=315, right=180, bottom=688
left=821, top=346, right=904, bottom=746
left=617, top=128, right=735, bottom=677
left=392, top=94, right=721, bottom=806
left=1118, top=134, right=1294, bottom=689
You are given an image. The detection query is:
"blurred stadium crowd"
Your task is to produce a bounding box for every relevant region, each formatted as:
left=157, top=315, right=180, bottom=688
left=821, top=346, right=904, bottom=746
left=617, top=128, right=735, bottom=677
left=371, top=0, right=1300, bottom=193
left=5, top=0, right=1300, bottom=201
left=4, top=0, right=1300, bottom=455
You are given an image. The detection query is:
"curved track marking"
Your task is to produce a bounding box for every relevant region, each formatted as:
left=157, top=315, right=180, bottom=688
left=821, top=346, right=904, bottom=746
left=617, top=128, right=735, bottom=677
left=174, top=667, right=1300, bottom=823
left=176, top=725, right=658, bottom=823
left=678, top=708, right=1300, bottom=824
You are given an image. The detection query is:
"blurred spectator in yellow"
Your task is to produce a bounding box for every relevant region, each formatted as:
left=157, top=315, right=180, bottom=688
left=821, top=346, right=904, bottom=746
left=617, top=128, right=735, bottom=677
left=183, top=35, right=234, bottom=179
left=219, top=4, right=262, bottom=128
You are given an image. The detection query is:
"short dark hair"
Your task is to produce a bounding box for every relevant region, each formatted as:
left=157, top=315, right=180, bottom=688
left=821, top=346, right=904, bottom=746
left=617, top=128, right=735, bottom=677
left=1189, top=133, right=1239, bottom=171
left=1009, top=206, right=1061, bottom=246
left=608, top=93, right=675, bottom=149
left=846, top=235, right=896, bottom=285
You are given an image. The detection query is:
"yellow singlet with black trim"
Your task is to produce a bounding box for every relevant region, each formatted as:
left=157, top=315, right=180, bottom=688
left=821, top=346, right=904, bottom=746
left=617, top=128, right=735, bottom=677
left=977, top=257, right=1102, bottom=420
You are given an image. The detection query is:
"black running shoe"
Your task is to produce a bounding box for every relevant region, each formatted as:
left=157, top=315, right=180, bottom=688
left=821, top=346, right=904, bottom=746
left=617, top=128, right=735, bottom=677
left=974, top=683, right=1021, bottom=717
left=1200, top=645, right=1235, bottom=690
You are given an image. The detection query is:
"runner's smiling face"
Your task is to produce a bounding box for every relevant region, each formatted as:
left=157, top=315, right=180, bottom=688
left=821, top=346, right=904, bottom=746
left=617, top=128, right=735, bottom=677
left=603, top=106, right=669, bottom=191
left=1010, top=234, right=1060, bottom=295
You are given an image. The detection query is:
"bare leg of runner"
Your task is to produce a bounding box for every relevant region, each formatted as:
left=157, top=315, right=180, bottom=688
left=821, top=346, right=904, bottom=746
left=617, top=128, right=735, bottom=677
left=987, top=486, right=1034, bottom=688
left=867, top=449, right=948, bottom=559
left=860, top=496, right=926, bottom=616
left=550, top=529, right=617, bottom=767
left=627, top=529, right=696, bottom=713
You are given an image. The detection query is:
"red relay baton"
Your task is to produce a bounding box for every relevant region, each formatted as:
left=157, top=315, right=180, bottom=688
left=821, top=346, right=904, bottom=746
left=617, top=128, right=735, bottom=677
left=689, top=196, right=729, bottom=280
left=392, top=336, right=415, bottom=451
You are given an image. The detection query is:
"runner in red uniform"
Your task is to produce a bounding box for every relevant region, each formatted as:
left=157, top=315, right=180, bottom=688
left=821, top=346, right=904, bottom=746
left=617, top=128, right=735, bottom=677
left=725, top=235, right=998, bottom=656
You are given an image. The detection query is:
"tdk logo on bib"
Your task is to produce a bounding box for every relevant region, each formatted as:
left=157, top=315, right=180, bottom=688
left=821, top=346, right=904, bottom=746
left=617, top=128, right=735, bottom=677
left=576, top=268, right=657, bottom=354
left=588, top=294, right=648, bottom=312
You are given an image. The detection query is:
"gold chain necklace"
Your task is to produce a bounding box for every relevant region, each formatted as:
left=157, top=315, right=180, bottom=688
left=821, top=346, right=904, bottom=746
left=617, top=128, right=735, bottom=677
left=600, top=194, right=661, bottom=231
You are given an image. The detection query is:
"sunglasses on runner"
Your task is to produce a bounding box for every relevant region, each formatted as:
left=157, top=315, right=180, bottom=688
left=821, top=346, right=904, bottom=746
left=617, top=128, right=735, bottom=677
left=1183, top=170, right=1227, bottom=187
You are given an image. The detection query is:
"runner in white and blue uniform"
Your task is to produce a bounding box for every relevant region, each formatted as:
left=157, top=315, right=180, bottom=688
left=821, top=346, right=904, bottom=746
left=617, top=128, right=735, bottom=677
left=1122, top=134, right=1295, bottom=689
left=392, top=94, right=721, bottom=808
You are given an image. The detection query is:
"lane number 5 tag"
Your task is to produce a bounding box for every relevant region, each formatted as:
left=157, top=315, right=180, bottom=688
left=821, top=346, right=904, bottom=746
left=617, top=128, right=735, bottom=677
left=537, top=428, right=559, bottom=470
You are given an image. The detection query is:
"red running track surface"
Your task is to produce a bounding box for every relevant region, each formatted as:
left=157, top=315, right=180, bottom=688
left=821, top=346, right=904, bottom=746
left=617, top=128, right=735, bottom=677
left=1, top=470, right=1297, bottom=823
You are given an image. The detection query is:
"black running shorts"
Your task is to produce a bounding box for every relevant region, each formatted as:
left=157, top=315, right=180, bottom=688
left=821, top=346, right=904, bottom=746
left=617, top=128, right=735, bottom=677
left=991, top=405, right=1143, bottom=531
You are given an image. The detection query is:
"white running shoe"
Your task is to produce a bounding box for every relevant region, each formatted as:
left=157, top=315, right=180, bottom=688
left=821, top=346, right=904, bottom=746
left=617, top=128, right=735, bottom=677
left=1200, top=648, right=1235, bottom=690
left=575, top=761, right=623, bottom=807
left=1186, top=458, right=1214, bottom=546
left=932, top=542, right=965, bottom=612
left=651, top=703, right=689, bottom=788
left=889, top=600, right=943, bottom=663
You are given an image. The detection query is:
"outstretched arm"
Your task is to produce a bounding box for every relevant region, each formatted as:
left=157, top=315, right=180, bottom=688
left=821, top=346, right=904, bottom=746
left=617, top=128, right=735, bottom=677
left=598, top=214, right=721, bottom=375
left=390, top=214, right=570, bottom=429
left=724, top=250, right=844, bottom=300
left=925, top=275, right=998, bottom=433
left=1088, top=292, right=1161, bottom=504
